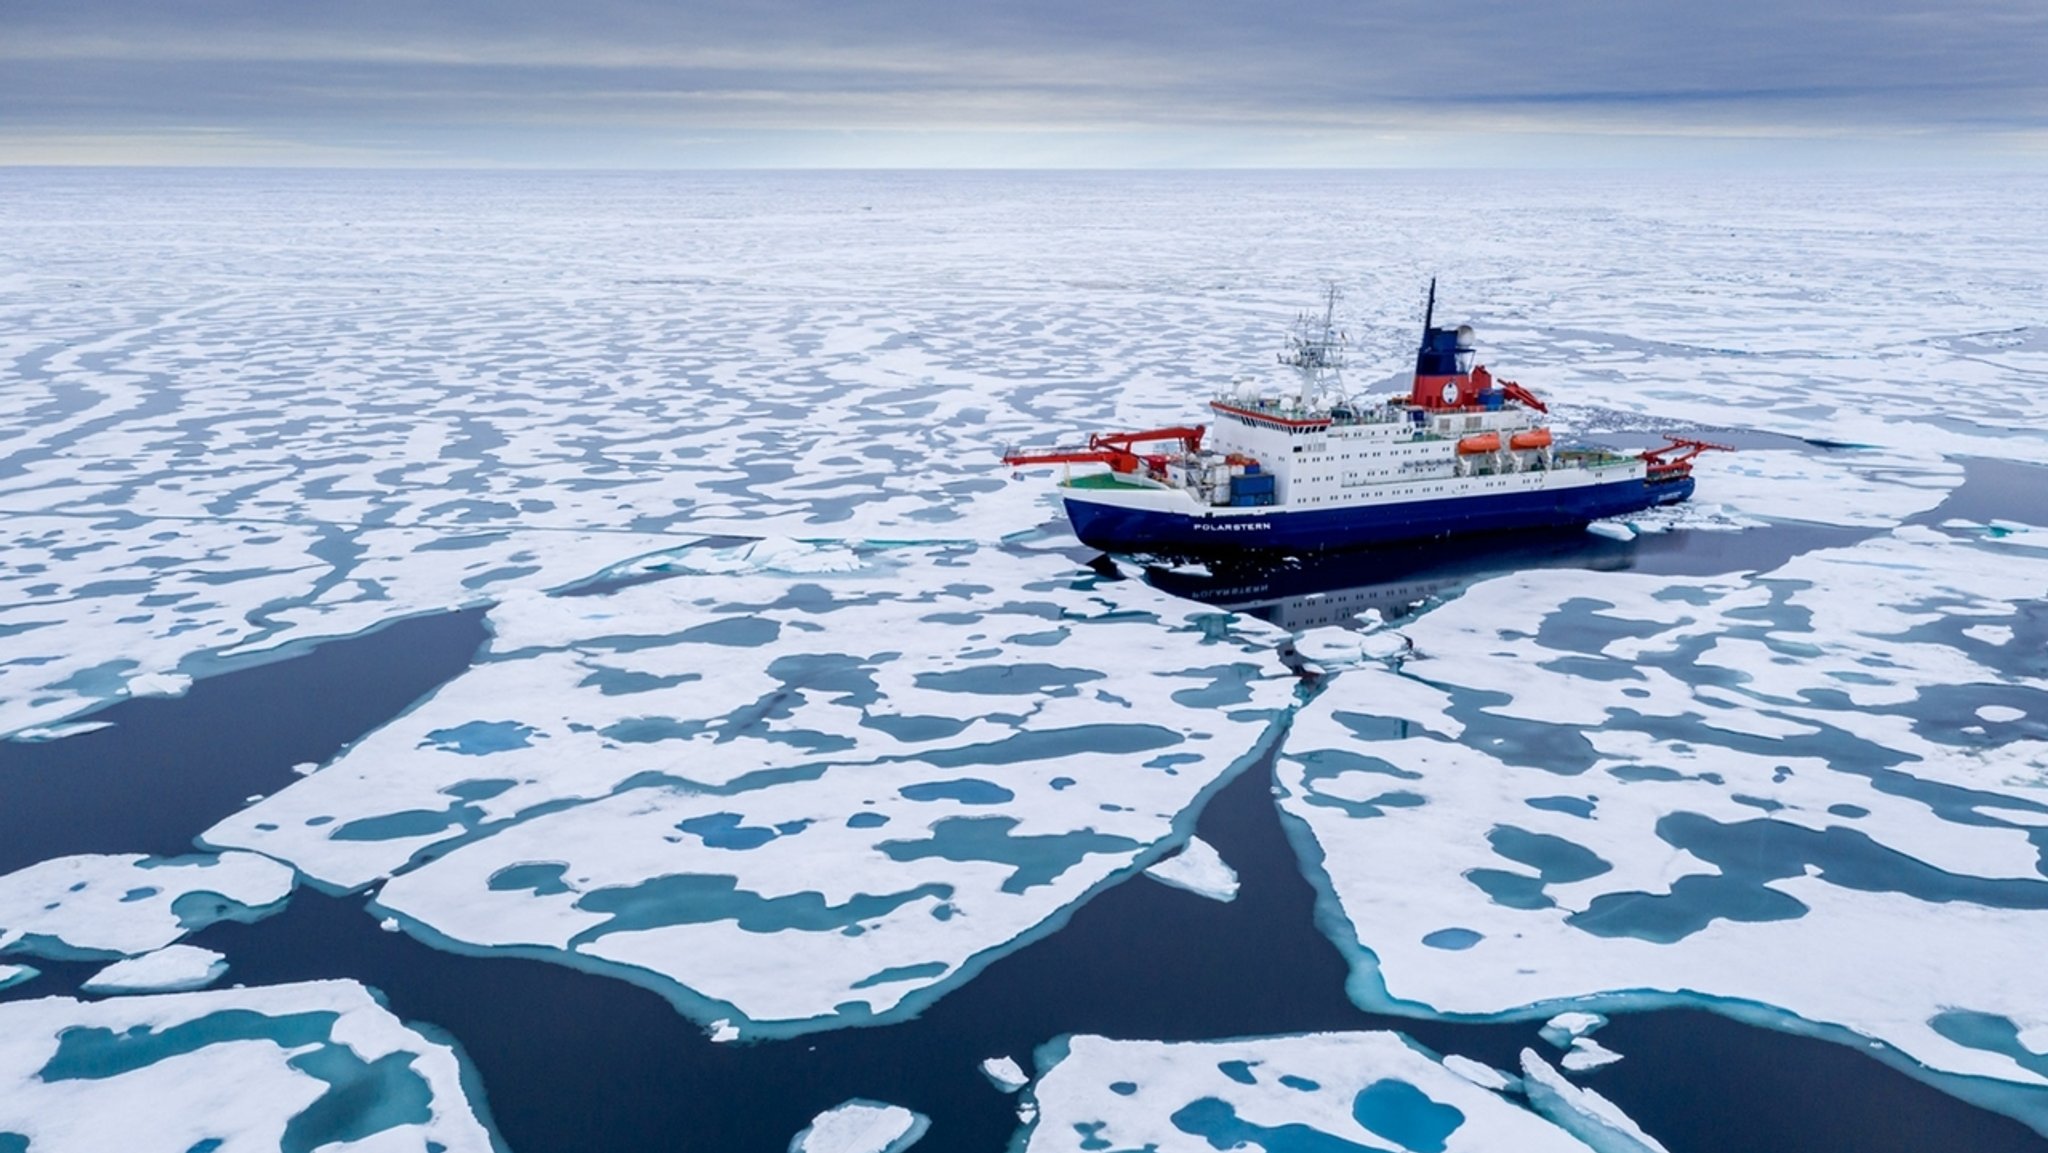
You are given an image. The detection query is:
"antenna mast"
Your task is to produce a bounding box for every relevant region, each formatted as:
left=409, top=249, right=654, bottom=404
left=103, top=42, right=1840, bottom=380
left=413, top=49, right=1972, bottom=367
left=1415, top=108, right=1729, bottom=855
left=1279, top=281, right=1347, bottom=407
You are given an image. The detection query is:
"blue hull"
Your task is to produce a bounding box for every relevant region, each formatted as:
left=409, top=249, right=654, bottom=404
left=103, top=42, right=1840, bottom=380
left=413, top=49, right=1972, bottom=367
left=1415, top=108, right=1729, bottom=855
left=1065, top=476, right=1694, bottom=555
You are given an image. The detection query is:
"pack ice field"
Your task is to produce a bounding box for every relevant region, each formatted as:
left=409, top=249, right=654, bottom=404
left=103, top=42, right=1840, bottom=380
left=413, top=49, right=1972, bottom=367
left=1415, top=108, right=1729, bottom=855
left=3, top=169, right=2048, bottom=1152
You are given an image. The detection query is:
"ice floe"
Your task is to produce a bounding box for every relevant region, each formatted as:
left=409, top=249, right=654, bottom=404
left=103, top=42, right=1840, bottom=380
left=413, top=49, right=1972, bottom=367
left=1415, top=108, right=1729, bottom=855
left=788, top=1099, right=928, bottom=1153
left=1684, top=448, right=1961, bottom=529
left=1293, top=624, right=1410, bottom=671
left=1143, top=835, right=1241, bottom=903
left=1539, top=1011, right=1608, bottom=1049
left=0, top=852, right=295, bottom=960
left=1520, top=1050, right=1668, bottom=1153
left=80, top=944, right=228, bottom=994
left=1021, top=1032, right=1640, bottom=1152
left=0, top=964, right=37, bottom=992
left=0, top=979, right=498, bottom=1151
left=1275, top=524, right=2048, bottom=1126
left=1586, top=521, right=1636, bottom=543
left=1442, top=1054, right=1516, bottom=1093
left=206, top=544, right=1294, bottom=1034
left=5, top=170, right=2043, bottom=748
left=1560, top=1037, right=1625, bottom=1072
left=981, top=1054, right=1029, bottom=1092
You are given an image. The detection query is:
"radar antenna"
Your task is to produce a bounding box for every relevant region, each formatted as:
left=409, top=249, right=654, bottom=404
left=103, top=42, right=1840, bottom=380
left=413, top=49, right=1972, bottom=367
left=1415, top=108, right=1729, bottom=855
left=1279, top=281, right=1348, bottom=406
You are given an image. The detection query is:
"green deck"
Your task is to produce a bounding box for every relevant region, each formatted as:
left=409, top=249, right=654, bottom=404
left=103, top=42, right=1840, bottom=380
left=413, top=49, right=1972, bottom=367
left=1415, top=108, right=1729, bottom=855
left=1062, top=472, right=1154, bottom=491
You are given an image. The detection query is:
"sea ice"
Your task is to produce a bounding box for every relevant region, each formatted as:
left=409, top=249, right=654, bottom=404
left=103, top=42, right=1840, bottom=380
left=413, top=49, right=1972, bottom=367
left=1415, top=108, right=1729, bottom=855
left=80, top=944, right=228, bottom=994
left=981, top=1054, right=1029, bottom=1092
left=0, top=852, right=295, bottom=960
left=1683, top=448, right=1960, bottom=529
left=1293, top=624, right=1410, bottom=671
left=1022, top=1032, right=1637, bottom=1152
left=1561, top=1038, right=1625, bottom=1072
left=0, top=979, right=499, bottom=1151
left=1274, top=526, right=2048, bottom=1126
left=209, top=544, right=1295, bottom=1034
left=1586, top=521, right=1635, bottom=542
left=0, top=963, right=37, bottom=992
left=124, top=671, right=194, bottom=698
left=1143, top=836, right=1240, bottom=903
left=1520, top=1050, right=1668, bottom=1153
left=1442, top=1054, right=1516, bottom=1092
left=1540, top=1011, right=1608, bottom=1049
left=788, top=1099, right=928, bottom=1153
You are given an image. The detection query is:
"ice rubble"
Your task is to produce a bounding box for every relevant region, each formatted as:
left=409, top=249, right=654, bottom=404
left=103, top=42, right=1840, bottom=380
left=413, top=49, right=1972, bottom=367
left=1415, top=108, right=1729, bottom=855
left=206, top=545, right=1295, bottom=1034
left=788, top=1099, right=928, bottom=1153
left=1539, top=1011, right=1608, bottom=1049
left=1275, top=524, right=2048, bottom=1117
left=1021, top=1032, right=1630, bottom=1152
left=0, top=852, right=294, bottom=960
left=80, top=944, right=228, bottom=994
left=0, top=980, right=498, bottom=1152
left=1143, top=835, right=1240, bottom=903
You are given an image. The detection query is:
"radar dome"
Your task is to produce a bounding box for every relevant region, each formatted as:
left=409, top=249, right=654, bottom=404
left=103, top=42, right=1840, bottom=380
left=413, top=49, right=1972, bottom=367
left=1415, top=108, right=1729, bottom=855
left=1455, top=324, right=1476, bottom=349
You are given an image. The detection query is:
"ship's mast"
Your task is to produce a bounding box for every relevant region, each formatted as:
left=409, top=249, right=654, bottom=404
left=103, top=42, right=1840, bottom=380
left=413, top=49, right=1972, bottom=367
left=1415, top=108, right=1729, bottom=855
left=1279, top=281, right=1347, bottom=408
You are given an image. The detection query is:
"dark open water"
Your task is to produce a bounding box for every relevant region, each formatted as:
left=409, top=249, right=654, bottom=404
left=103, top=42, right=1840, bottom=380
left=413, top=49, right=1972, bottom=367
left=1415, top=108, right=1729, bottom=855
left=6, top=499, right=2048, bottom=1152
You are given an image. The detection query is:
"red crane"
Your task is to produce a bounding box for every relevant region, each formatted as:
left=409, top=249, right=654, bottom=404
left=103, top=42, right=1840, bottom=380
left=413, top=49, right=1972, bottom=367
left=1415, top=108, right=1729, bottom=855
left=1640, top=436, right=1733, bottom=479
left=1003, top=425, right=1205, bottom=475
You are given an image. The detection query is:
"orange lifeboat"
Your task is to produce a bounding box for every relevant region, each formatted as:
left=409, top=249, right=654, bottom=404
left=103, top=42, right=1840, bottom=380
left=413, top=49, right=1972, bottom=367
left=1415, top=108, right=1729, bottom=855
left=1510, top=428, right=1553, bottom=451
left=1456, top=432, right=1501, bottom=455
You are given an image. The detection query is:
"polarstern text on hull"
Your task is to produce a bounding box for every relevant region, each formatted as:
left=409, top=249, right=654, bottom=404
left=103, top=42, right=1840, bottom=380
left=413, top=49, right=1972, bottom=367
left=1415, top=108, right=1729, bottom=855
left=1004, top=282, right=1727, bottom=555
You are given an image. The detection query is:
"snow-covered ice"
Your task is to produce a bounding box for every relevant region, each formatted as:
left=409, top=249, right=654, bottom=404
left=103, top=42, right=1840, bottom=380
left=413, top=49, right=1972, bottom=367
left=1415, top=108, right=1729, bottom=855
left=1586, top=521, right=1635, bottom=543
left=1442, top=1054, right=1516, bottom=1092
left=1561, top=1037, right=1625, bottom=1072
left=1275, top=523, right=2048, bottom=1123
left=1540, top=1011, right=1609, bottom=1049
left=788, top=1099, right=928, bottom=1153
left=0, top=979, right=499, bottom=1152
left=0, top=852, right=295, bottom=960
left=1520, top=1049, right=1669, bottom=1153
left=0, top=964, right=37, bottom=992
left=1021, top=1032, right=1642, bottom=1151
left=1143, top=835, right=1240, bottom=902
left=8, top=168, right=2048, bottom=1142
left=206, top=544, right=1294, bottom=1034
left=80, top=944, right=229, bottom=994
left=981, top=1054, right=1030, bottom=1092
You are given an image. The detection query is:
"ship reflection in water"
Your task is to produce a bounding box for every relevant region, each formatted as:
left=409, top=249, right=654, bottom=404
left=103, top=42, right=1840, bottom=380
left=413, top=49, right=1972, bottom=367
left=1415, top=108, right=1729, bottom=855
left=1137, top=525, right=1663, bottom=632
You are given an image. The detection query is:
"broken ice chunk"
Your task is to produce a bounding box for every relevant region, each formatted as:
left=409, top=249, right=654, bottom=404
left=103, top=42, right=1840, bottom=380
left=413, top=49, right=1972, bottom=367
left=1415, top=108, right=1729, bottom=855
left=1442, top=1053, right=1516, bottom=1092
left=1540, top=1011, right=1609, bottom=1050
left=0, top=963, right=38, bottom=991
left=1561, top=1037, right=1624, bottom=1072
left=1586, top=521, right=1635, bottom=542
left=124, top=671, right=193, bottom=698
left=1143, top=836, right=1240, bottom=903
left=80, top=944, right=228, bottom=994
left=787, top=1098, right=929, bottom=1153
left=1520, top=1049, right=1669, bottom=1153
left=980, top=1055, right=1028, bottom=1093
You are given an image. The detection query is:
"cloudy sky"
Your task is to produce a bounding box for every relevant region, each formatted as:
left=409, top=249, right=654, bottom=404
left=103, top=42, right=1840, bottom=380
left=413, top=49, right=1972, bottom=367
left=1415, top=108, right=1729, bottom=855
left=4, top=0, right=2044, bottom=167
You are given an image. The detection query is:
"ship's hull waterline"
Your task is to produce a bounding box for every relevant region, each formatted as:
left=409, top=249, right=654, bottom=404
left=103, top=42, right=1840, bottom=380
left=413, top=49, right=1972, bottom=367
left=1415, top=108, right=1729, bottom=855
left=1064, top=474, right=1694, bottom=555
